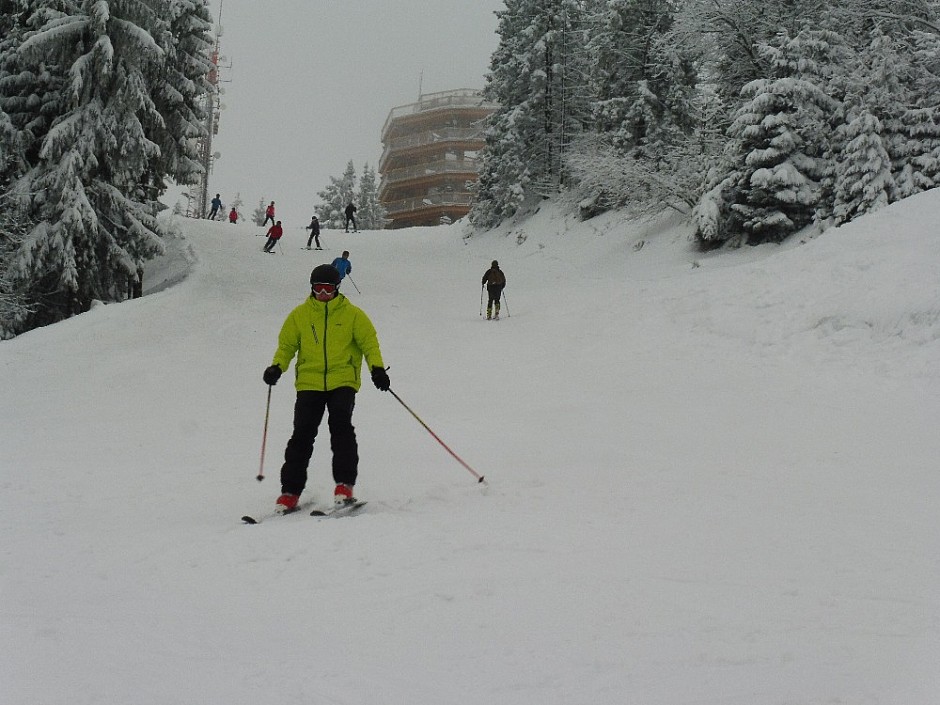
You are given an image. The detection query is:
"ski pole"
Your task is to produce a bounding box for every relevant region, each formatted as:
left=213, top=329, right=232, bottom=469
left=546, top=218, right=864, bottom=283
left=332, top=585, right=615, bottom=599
left=480, top=286, right=484, bottom=316
left=347, top=274, right=361, bottom=294
left=501, top=289, right=510, bottom=317
left=388, top=388, right=486, bottom=484
left=257, top=385, right=272, bottom=481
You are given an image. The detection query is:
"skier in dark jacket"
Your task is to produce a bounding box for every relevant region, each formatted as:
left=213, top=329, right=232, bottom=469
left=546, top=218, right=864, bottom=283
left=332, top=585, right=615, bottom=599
left=482, top=260, right=506, bottom=320
left=344, top=203, right=358, bottom=232
left=305, top=215, right=321, bottom=249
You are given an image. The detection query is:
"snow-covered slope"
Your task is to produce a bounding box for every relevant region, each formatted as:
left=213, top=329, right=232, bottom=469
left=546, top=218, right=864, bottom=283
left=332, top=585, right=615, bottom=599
left=2, top=194, right=938, bottom=705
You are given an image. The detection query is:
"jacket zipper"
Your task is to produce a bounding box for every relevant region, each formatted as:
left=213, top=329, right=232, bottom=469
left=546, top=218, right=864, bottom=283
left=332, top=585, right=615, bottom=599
left=322, top=302, right=329, bottom=388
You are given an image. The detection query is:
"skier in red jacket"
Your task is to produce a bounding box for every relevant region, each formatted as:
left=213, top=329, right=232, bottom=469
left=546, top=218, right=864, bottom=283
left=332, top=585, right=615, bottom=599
left=263, top=221, right=283, bottom=253
left=263, top=201, right=276, bottom=227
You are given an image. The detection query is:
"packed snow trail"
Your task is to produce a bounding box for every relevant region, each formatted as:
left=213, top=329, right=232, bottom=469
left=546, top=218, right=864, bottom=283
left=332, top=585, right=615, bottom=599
left=2, top=199, right=938, bottom=705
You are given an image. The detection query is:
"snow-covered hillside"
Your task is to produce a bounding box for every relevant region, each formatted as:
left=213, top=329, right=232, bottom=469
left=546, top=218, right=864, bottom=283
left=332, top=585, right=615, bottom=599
left=2, top=194, right=938, bottom=705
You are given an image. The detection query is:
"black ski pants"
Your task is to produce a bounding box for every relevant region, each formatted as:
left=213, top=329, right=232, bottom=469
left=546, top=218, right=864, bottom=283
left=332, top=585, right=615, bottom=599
left=280, top=387, right=358, bottom=496
left=486, top=285, right=504, bottom=309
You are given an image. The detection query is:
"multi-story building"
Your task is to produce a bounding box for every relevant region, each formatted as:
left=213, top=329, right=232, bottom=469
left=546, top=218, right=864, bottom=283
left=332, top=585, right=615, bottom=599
left=378, top=89, right=497, bottom=229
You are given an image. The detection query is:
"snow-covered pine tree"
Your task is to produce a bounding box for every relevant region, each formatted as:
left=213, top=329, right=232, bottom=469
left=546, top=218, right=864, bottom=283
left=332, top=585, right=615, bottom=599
left=833, top=111, right=893, bottom=224
left=316, top=177, right=344, bottom=228
left=0, top=202, right=33, bottom=335
left=825, top=0, right=939, bottom=48
left=724, top=86, right=828, bottom=244
left=0, top=4, right=30, bottom=335
left=899, top=104, right=940, bottom=197
left=568, top=0, right=699, bottom=214
left=0, top=210, right=34, bottom=338
left=471, top=0, right=588, bottom=228
left=356, top=163, right=386, bottom=230
left=0, top=2, right=68, bottom=189
left=1, top=99, right=34, bottom=336
left=316, top=160, right=357, bottom=228
left=251, top=197, right=267, bottom=225
left=674, top=0, right=828, bottom=105
left=889, top=28, right=940, bottom=198
left=148, top=0, right=213, bottom=196
left=0, top=0, right=213, bottom=333
left=584, top=0, right=694, bottom=154
left=714, top=31, right=841, bottom=244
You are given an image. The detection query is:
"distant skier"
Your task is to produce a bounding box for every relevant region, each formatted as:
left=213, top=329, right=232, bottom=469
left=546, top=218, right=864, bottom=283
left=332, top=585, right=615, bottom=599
left=207, top=194, right=223, bottom=220
left=263, top=201, right=276, bottom=227
left=331, top=251, right=352, bottom=280
left=344, top=203, right=358, bottom=232
left=481, top=260, right=506, bottom=320
left=263, top=220, right=283, bottom=253
left=262, top=263, right=390, bottom=514
left=305, top=215, right=321, bottom=249
left=228, top=207, right=239, bottom=224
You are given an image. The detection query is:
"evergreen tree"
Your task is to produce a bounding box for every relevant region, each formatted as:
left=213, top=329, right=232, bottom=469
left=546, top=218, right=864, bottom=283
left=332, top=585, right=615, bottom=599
left=356, top=163, right=386, bottom=230
left=315, top=178, right=343, bottom=228
left=148, top=0, right=213, bottom=196
left=471, top=0, right=588, bottom=227
left=0, top=1, right=68, bottom=188
left=316, top=160, right=357, bottom=228
left=700, top=30, right=841, bottom=244
left=833, top=111, right=894, bottom=224
left=891, top=29, right=940, bottom=197
left=567, top=0, right=700, bottom=214
left=0, top=211, right=35, bottom=338
left=675, top=0, right=828, bottom=104
left=251, top=197, right=267, bottom=226
left=1, top=99, right=34, bottom=336
left=0, top=0, right=213, bottom=334
left=585, top=0, right=695, bottom=156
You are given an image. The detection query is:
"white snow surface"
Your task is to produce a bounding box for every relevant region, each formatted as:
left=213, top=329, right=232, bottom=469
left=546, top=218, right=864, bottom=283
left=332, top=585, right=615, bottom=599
left=2, top=194, right=939, bottom=705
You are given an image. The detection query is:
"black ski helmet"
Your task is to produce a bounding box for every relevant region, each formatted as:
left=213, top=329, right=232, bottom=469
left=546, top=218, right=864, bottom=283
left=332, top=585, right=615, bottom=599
left=310, top=264, right=341, bottom=287
left=492, top=260, right=499, bottom=267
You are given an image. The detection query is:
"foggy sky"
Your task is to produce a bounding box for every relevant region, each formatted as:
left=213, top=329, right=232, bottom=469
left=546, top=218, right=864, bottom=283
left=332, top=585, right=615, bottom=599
left=194, top=0, right=505, bottom=230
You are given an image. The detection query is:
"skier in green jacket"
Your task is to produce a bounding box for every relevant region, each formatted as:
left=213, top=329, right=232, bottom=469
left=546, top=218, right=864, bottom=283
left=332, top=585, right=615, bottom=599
left=263, top=264, right=390, bottom=513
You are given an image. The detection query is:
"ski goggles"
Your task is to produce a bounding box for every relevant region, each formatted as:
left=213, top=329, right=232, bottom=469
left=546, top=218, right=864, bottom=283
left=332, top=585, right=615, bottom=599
left=312, top=282, right=337, bottom=296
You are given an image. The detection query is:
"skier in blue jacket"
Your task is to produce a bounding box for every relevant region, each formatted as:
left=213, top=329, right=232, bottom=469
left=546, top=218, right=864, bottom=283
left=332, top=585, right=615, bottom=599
left=207, top=194, right=223, bottom=220
left=331, top=251, right=352, bottom=280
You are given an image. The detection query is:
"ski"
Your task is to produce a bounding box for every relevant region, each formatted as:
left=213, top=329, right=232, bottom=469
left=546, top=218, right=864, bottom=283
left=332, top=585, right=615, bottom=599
left=241, top=500, right=316, bottom=524
left=241, top=500, right=365, bottom=524
left=310, top=500, right=367, bottom=518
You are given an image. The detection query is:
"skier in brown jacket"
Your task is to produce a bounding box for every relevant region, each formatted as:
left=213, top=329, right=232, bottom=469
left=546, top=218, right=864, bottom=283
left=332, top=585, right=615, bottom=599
left=481, top=260, right=506, bottom=320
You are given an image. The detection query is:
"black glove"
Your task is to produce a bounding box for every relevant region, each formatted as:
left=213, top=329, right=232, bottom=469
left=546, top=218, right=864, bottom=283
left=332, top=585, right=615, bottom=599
left=371, top=366, right=390, bottom=392
left=263, top=365, right=282, bottom=386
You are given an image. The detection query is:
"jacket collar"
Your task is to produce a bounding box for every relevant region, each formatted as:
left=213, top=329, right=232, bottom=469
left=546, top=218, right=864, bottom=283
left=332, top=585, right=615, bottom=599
left=306, top=292, right=346, bottom=309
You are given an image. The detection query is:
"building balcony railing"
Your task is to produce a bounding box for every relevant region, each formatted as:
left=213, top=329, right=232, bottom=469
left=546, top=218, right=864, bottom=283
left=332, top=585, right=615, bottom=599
left=382, top=192, right=474, bottom=217
left=380, top=127, right=485, bottom=168
left=381, top=89, right=498, bottom=137
left=380, top=159, right=481, bottom=188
